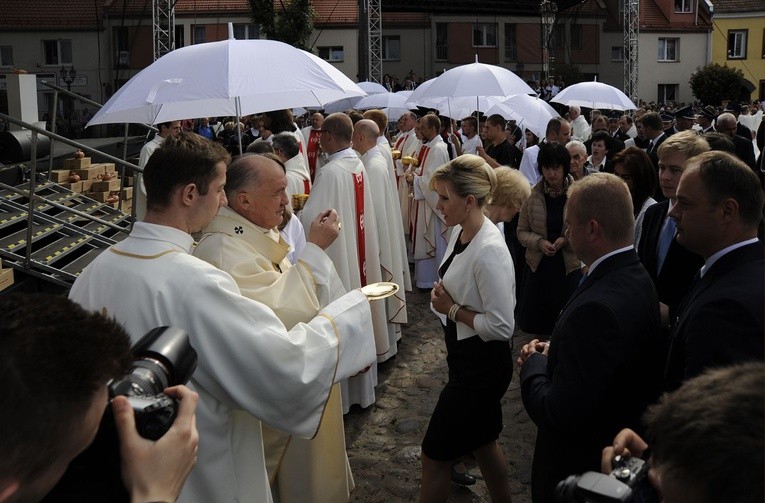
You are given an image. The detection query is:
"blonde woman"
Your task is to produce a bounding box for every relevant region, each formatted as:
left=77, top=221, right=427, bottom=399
left=422, top=154, right=515, bottom=503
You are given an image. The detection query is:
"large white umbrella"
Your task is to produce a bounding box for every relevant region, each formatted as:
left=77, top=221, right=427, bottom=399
left=485, top=94, right=560, bottom=138
left=322, top=80, right=388, bottom=114
left=87, top=36, right=365, bottom=126
left=354, top=90, right=413, bottom=120
left=405, top=58, right=534, bottom=112
left=551, top=80, right=637, bottom=111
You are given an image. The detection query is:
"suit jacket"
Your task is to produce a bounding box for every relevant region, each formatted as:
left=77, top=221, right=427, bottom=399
left=664, top=242, right=765, bottom=391
left=646, top=133, right=667, bottom=170
left=731, top=133, right=757, bottom=171
left=613, top=130, right=630, bottom=143
left=520, top=250, right=663, bottom=503
left=637, top=200, right=704, bottom=321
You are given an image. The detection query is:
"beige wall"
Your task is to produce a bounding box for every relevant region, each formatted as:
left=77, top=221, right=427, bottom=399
left=637, top=31, right=710, bottom=104
left=309, top=28, right=358, bottom=82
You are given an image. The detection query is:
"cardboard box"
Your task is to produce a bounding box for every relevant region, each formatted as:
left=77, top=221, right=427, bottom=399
left=80, top=179, right=93, bottom=192
left=121, top=187, right=134, bottom=200
left=50, top=170, right=71, bottom=182
left=91, top=178, right=121, bottom=192
left=125, top=176, right=134, bottom=187
left=87, top=190, right=112, bottom=203
left=0, top=268, right=14, bottom=291
left=61, top=181, right=83, bottom=192
left=101, top=163, right=117, bottom=173
left=72, top=165, right=105, bottom=180
left=64, top=157, right=92, bottom=170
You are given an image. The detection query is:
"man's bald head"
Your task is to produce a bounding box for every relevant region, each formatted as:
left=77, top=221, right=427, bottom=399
left=363, top=109, right=388, bottom=137
left=353, top=119, right=380, bottom=155
left=225, top=154, right=284, bottom=203
left=322, top=113, right=353, bottom=143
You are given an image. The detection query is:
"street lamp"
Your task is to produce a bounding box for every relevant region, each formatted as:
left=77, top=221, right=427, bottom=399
left=59, top=65, right=76, bottom=136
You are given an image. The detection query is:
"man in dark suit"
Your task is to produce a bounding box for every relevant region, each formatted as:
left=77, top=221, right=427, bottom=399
left=518, top=173, right=663, bottom=503
left=717, top=112, right=757, bottom=171
left=642, top=112, right=667, bottom=170
left=664, top=151, right=764, bottom=391
left=637, top=130, right=709, bottom=327
left=723, top=102, right=754, bottom=140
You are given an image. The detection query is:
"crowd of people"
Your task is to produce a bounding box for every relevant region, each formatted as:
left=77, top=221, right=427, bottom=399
left=1, top=94, right=763, bottom=503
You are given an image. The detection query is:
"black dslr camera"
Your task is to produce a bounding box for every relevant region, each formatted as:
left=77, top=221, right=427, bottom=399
left=43, top=326, right=197, bottom=502
left=109, top=326, right=198, bottom=439
left=556, top=455, right=659, bottom=503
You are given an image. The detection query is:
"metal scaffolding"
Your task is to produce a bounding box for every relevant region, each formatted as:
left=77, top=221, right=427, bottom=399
left=623, top=0, right=639, bottom=103
left=540, top=0, right=558, bottom=80
left=368, top=0, right=383, bottom=83
left=153, top=0, right=175, bottom=61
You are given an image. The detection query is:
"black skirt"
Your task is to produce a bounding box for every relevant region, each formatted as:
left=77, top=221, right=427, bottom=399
left=421, top=321, right=514, bottom=461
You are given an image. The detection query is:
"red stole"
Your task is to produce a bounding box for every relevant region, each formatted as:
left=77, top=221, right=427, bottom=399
left=306, top=129, right=321, bottom=181
left=394, top=131, right=408, bottom=150
left=353, top=171, right=367, bottom=286
left=409, top=144, right=431, bottom=254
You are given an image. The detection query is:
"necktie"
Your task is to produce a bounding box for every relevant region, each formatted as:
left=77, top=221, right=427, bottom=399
left=647, top=140, right=654, bottom=154
left=657, top=216, right=676, bottom=273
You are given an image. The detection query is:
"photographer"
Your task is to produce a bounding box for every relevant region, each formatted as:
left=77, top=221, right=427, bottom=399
left=0, top=294, right=199, bottom=503
left=600, top=362, right=763, bottom=503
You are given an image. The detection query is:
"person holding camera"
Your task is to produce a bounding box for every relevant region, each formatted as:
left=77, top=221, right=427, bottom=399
left=0, top=293, right=199, bottom=503
left=600, top=362, right=763, bottom=503
left=69, top=132, right=376, bottom=503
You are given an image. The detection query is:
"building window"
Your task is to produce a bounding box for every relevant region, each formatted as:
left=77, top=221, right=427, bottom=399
left=193, top=26, right=206, bottom=45
left=233, top=23, right=259, bottom=40
left=473, top=23, right=497, bottom=48
left=674, top=0, right=692, bottom=12
left=0, top=46, right=13, bottom=67
left=571, top=24, right=582, bottom=50
left=658, top=84, right=678, bottom=104
left=382, top=36, right=400, bottom=61
left=436, top=23, right=448, bottom=61
left=504, top=23, right=517, bottom=61
left=318, top=46, right=344, bottom=62
left=175, top=25, right=185, bottom=48
left=727, top=30, right=747, bottom=59
left=657, top=38, right=678, bottom=61
left=611, top=46, right=625, bottom=61
left=42, top=39, right=72, bottom=65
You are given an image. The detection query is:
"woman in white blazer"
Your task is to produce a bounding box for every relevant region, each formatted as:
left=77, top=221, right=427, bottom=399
left=421, top=154, right=515, bottom=503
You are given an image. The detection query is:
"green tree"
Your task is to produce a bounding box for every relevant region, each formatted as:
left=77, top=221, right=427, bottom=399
left=689, top=63, right=745, bottom=106
left=249, top=0, right=314, bottom=51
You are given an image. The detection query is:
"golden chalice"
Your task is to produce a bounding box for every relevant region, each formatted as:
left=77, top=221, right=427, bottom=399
left=391, top=149, right=401, bottom=160
left=291, top=193, right=309, bottom=211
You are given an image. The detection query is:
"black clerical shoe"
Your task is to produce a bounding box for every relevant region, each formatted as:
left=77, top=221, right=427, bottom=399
left=450, top=465, right=476, bottom=486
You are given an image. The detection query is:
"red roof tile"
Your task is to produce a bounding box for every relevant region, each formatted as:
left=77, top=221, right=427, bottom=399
left=0, top=0, right=103, bottom=30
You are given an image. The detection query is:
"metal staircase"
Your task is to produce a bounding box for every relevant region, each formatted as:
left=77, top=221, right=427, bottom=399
left=0, top=178, right=132, bottom=288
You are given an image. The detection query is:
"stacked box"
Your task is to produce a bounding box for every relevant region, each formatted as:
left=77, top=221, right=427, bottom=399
left=50, top=170, right=71, bottom=182
left=92, top=178, right=121, bottom=192
left=73, top=165, right=106, bottom=180
left=0, top=267, right=14, bottom=291
left=61, top=181, right=83, bottom=192
left=64, top=156, right=92, bottom=170
left=87, top=191, right=112, bottom=203
left=81, top=179, right=94, bottom=192
left=121, top=187, right=134, bottom=200
left=101, top=163, right=117, bottom=174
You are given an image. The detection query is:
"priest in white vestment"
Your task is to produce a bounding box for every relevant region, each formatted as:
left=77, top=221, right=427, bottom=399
left=301, top=112, right=324, bottom=182
left=299, top=112, right=389, bottom=412
left=272, top=132, right=312, bottom=205
left=353, top=120, right=411, bottom=358
left=193, top=154, right=354, bottom=503
left=392, top=111, right=421, bottom=237
left=411, top=114, right=451, bottom=289
left=69, top=133, right=375, bottom=503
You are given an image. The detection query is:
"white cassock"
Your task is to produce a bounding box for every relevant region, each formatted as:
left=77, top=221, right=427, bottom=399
left=135, top=135, right=162, bottom=221
left=193, top=206, right=353, bottom=503
left=376, top=135, right=396, bottom=181
left=68, top=221, right=375, bottom=503
left=360, top=146, right=411, bottom=358
left=519, top=143, right=542, bottom=185
left=392, top=128, right=420, bottom=236
left=299, top=147, right=389, bottom=412
left=280, top=214, right=306, bottom=265
left=284, top=154, right=312, bottom=207
left=411, top=135, right=451, bottom=288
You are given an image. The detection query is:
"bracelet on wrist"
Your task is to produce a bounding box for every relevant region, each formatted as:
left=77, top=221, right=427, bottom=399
left=448, top=303, right=461, bottom=322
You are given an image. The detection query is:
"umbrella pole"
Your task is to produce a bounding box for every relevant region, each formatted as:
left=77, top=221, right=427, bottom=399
left=236, top=97, right=243, bottom=156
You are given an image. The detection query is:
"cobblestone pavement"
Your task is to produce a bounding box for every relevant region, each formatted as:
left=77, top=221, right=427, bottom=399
left=344, top=288, right=538, bottom=502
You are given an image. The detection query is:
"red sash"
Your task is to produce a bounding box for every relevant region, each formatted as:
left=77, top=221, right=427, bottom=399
left=306, top=129, right=321, bottom=181
left=417, top=145, right=430, bottom=176
left=303, top=179, right=311, bottom=195
left=394, top=132, right=408, bottom=150
left=353, top=172, right=367, bottom=286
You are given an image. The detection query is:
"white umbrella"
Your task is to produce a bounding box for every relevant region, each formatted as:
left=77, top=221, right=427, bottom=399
left=322, top=80, right=388, bottom=114
left=485, top=94, right=560, bottom=138
left=405, top=58, right=534, bottom=110
left=354, top=91, right=414, bottom=121
left=551, top=81, right=637, bottom=111
left=87, top=36, right=365, bottom=126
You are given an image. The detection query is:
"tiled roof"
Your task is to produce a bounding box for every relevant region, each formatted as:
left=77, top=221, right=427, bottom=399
left=0, top=0, right=104, bottom=30
left=642, top=0, right=671, bottom=28
left=713, top=0, right=765, bottom=13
